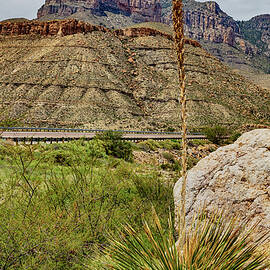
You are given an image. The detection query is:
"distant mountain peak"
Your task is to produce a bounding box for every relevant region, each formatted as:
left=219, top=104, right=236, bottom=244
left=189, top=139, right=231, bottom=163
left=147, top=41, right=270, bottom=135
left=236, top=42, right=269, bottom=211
left=36, top=0, right=270, bottom=75
left=37, top=0, right=162, bottom=28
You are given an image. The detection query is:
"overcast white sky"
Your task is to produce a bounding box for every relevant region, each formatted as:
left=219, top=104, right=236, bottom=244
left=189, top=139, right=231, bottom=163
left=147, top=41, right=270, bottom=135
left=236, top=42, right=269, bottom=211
left=197, top=0, right=270, bottom=21
left=0, top=0, right=269, bottom=22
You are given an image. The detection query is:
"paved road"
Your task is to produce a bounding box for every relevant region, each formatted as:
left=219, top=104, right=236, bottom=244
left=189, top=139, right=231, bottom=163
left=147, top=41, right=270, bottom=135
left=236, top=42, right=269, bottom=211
left=0, top=131, right=206, bottom=141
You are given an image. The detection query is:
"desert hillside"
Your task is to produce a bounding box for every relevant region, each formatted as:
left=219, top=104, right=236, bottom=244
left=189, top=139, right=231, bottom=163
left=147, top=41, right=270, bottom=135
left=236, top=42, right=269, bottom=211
left=0, top=20, right=269, bottom=130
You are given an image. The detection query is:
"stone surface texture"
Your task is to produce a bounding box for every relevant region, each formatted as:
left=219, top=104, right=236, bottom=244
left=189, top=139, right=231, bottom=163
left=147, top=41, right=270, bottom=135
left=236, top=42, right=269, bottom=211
left=0, top=19, right=109, bottom=36
left=174, top=129, right=270, bottom=234
left=163, top=1, right=239, bottom=47
left=0, top=19, right=202, bottom=48
left=37, top=0, right=162, bottom=25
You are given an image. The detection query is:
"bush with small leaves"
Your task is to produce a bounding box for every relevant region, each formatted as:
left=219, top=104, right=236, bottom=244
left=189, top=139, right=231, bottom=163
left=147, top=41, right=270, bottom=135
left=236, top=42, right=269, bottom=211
left=204, top=125, right=228, bottom=144
left=95, top=131, right=133, bottom=162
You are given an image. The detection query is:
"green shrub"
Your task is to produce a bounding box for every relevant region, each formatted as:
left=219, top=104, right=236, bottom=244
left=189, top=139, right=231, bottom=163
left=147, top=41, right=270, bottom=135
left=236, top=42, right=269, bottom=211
left=203, top=126, right=228, bottom=145
left=131, top=172, right=173, bottom=205
left=160, top=153, right=182, bottom=172
left=159, top=140, right=182, bottom=150
left=189, top=139, right=209, bottom=146
left=47, top=139, right=107, bottom=165
left=162, top=152, right=175, bottom=162
left=161, top=155, right=198, bottom=172
left=166, top=126, right=176, bottom=132
left=95, top=131, right=133, bottom=162
left=160, top=163, right=172, bottom=170
left=227, top=132, right=242, bottom=143
left=137, top=139, right=161, bottom=152
left=171, top=160, right=182, bottom=172
left=0, top=118, right=22, bottom=127
left=138, top=140, right=181, bottom=152
left=187, top=156, right=199, bottom=169
left=0, top=142, right=174, bottom=269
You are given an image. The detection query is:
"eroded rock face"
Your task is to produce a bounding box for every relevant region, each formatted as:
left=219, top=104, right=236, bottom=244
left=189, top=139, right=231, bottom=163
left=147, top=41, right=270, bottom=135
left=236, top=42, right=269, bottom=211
left=162, top=1, right=239, bottom=47
left=37, top=0, right=162, bottom=23
left=0, top=19, right=109, bottom=36
left=115, top=27, right=201, bottom=47
left=174, top=129, right=270, bottom=233
left=240, top=14, right=270, bottom=58
left=0, top=19, right=202, bottom=48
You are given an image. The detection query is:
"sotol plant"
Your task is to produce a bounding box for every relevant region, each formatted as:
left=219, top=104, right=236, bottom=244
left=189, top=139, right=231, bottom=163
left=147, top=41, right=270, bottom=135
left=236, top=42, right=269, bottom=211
left=108, top=209, right=269, bottom=270
left=107, top=0, right=269, bottom=269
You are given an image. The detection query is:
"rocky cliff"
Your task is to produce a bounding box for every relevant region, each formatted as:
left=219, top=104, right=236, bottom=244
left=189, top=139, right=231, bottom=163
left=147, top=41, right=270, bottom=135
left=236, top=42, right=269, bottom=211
left=0, top=20, right=269, bottom=129
left=239, top=15, right=270, bottom=58
left=159, top=0, right=270, bottom=86
left=35, top=0, right=270, bottom=80
left=37, top=0, right=162, bottom=28
left=162, top=0, right=239, bottom=47
left=36, top=0, right=270, bottom=55
left=0, top=19, right=201, bottom=48
left=37, top=0, right=239, bottom=47
left=162, top=0, right=270, bottom=57
left=0, top=19, right=108, bottom=36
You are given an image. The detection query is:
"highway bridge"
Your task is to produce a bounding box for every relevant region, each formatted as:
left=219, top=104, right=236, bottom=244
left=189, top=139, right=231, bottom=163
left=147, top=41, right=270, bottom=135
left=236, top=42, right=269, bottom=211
left=0, top=127, right=206, bottom=143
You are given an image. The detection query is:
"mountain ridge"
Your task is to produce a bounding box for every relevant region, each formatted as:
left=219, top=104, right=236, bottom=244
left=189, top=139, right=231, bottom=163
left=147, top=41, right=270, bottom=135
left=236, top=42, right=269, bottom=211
left=0, top=19, right=269, bottom=130
left=35, top=0, right=270, bottom=78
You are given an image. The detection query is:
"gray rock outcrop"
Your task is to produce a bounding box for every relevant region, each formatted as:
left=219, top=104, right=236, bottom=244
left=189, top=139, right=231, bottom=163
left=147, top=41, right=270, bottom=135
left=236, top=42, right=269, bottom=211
left=174, top=129, right=270, bottom=232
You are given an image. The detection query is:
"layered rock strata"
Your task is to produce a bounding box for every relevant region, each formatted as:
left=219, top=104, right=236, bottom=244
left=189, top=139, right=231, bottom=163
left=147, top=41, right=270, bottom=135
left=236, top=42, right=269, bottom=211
left=162, top=1, right=240, bottom=47
left=0, top=19, right=201, bottom=48
left=37, top=0, right=162, bottom=23
left=35, top=0, right=270, bottom=59
left=0, top=21, right=269, bottom=129
left=0, top=19, right=109, bottom=36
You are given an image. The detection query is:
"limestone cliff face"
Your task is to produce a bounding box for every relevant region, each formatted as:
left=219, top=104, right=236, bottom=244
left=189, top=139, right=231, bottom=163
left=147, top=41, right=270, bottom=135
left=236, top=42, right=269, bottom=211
left=160, top=0, right=270, bottom=74
left=0, top=20, right=109, bottom=36
left=36, top=0, right=269, bottom=54
left=37, top=0, right=162, bottom=24
left=162, top=0, right=240, bottom=46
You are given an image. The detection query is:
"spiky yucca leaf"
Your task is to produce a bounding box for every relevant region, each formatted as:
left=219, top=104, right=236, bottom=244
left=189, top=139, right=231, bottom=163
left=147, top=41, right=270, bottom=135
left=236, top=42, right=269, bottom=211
left=183, top=211, right=269, bottom=270
left=108, top=209, right=183, bottom=270
left=107, top=210, right=269, bottom=270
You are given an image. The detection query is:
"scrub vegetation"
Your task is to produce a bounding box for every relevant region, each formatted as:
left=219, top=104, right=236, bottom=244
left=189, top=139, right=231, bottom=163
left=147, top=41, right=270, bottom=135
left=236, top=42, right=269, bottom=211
left=0, top=137, right=174, bottom=269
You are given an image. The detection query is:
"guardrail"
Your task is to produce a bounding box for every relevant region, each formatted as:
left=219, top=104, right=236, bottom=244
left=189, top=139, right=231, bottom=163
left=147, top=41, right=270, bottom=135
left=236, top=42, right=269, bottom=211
left=0, top=127, right=203, bottom=136
left=0, top=127, right=206, bottom=143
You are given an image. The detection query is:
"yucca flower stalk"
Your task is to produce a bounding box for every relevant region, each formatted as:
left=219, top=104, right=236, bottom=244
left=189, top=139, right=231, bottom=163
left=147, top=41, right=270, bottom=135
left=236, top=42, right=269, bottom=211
left=172, top=0, right=187, bottom=252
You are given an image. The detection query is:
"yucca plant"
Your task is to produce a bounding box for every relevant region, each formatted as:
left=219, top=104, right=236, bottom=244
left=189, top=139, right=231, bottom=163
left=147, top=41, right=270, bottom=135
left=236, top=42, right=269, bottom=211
left=108, top=210, right=269, bottom=270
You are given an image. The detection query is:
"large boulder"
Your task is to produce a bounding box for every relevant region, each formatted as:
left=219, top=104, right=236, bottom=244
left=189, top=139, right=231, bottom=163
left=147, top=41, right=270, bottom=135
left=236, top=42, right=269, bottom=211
left=174, top=129, right=270, bottom=232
